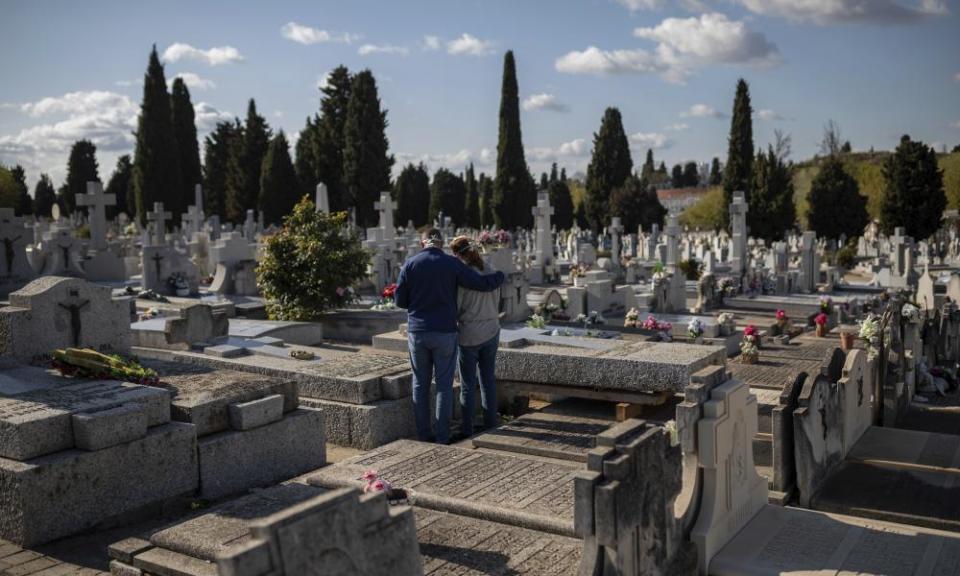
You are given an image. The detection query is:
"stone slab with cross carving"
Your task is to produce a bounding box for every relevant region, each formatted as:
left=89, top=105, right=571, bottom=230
left=0, top=208, right=36, bottom=296
left=0, top=276, right=132, bottom=363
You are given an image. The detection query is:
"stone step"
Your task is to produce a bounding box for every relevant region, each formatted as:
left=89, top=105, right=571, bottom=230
left=470, top=411, right=616, bottom=463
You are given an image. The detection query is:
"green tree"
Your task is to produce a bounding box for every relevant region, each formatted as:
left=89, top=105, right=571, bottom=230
left=229, top=99, right=271, bottom=223
left=170, top=77, right=202, bottom=222
left=749, top=146, right=796, bottom=242
left=132, top=45, right=182, bottom=224
left=574, top=201, right=588, bottom=229
left=63, top=139, right=100, bottom=215
left=464, top=163, right=480, bottom=228
left=641, top=149, right=656, bottom=181
left=256, top=197, right=369, bottom=320
left=10, top=165, right=32, bottom=216
left=33, top=174, right=56, bottom=218
left=202, top=119, right=242, bottom=221
left=808, top=156, right=868, bottom=241
left=492, top=50, right=534, bottom=229
left=709, top=157, right=722, bottom=186
left=679, top=186, right=724, bottom=231
left=105, top=155, right=133, bottom=219
left=722, top=78, right=753, bottom=230
left=608, top=175, right=666, bottom=233
left=0, top=165, right=17, bottom=210
left=317, top=66, right=353, bottom=212
left=394, top=163, right=431, bottom=228
left=479, top=173, right=494, bottom=228
left=342, top=70, right=393, bottom=227
left=429, top=168, right=466, bottom=226
left=548, top=177, right=574, bottom=230
left=294, top=115, right=320, bottom=200
left=880, top=135, right=946, bottom=239
left=259, top=131, right=300, bottom=225
left=585, top=107, right=633, bottom=231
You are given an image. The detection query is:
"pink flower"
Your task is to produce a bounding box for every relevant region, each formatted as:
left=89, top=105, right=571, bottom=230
left=361, top=469, right=379, bottom=482
left=336, top=287, right=346, bottom=297
left=744, top=325, right=758, bottom=337
left=815, top=313, right=828, bottom=326
left=776, top=310, right=787, bottom=321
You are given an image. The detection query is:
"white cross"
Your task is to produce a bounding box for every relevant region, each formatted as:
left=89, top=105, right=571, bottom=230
left=374, top=191, right=397, bottom=241
left=316, top=183, right=330, bottom=214
left=146, top=202, right=172, bottom=247
left=76, top=181, right=115, bottom=251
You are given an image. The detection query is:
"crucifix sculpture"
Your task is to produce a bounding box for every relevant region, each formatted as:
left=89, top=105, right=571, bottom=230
left=58, top=299, right=90, bottom=347
left=1, top=235, right=20, bottom=274
left=151, top=252, right=164, bottom=280
left=59, top=243, right=71, bottom=268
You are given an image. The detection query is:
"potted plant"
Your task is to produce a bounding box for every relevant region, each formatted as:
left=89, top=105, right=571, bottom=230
left=740, top=330, right=760, bottom=364
left=815, top=313, right=829, bottom=337
left=775, top=309, right=790, bottom=333
left=743, top=324, right=760, bottom=347
left=687, top=318, right=705, bottom=344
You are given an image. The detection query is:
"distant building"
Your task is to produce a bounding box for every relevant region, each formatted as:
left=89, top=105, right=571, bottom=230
left=656, top=187, right=710, bottom=214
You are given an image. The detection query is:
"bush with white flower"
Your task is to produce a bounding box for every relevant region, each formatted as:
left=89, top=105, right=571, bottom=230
left=624, top=307, right=640, bottom=328
left=687, top=318, right=705, bottom=340
left=717, top=312, right=736, bottom=329
left=526, top=314, right=547, bottom=329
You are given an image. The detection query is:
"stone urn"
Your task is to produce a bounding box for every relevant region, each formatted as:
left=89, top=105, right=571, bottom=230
left=840, top=331, right=855, bottom=350
left=816, top=324, right=828, bottom=338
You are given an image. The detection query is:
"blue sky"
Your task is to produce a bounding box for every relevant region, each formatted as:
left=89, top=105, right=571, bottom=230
left=1, top=0, right=958, bottom=189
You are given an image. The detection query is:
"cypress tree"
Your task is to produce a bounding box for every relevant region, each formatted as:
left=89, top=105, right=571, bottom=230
left=479, top=173, right=494, bottom=228
left=585, top=107, right=632, bottom=231
left=394, top=162, right=431, bottom=228
left=170, top=77, right=201, bottom=221
left=63, top=139, right=100, bottom=214
left=709, top=157, right=722, bottom=186
left=492, top=50, right=534, bottom=229
left=560, top=167, right=567, bottom=182
left=722, top=78, right=753, bottom=230
left=0, top=166, right=16, bottom=210
left=258, top=131, right=299, bottom=225
left=671, top=164, right=684, bottom=188
left=641, top=149, right=656, bottom=181
left=10, top=165, right=32, bottom=216
left=429, top=168, right=467, bottom=226
left=235, top=99, right=271, bottom=222
left=548, top=178, right=574, bottom=230
left=549, top=163, right=559, bottom=183
left=683, top=162, right=699, bottom=187
left=33, top=174, right=56, bottom=218
left=105, top=155, right=133, bottom=219
left=608, top=176, right=665, bottom=232
left=808, top=155, right=868, bottom=241
left=203, top=120, right=242, bottom=221
left=880, top=135, right=946, bottom=239
left=132, top=45, right=182, bottom=224
left=748, top=147, right=796, bottom=242
left=465, top=163, right=480, bottom=228
left=317, top=66, right=353, bottom=212
left=342, top=70, right=393, bottom=227
left=294, top=115, right=320, bottom=200
left=539, top=172, right=548, bottom=191
left=574, top=201, right=588, bottom=229
left=224, top=118, right=246, bottom=223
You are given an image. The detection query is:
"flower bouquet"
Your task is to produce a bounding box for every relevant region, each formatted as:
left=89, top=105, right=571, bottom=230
left=717, top=312, right=736, bottom=335
left=687, top=318, right=705, bottom=343
left=361, top=469, right=407, bottom=502
left=775, top=309, right=790, bottom=331
left=643, top=314, right=673, bottom=342
left=51, top=348, right=159, bottom=386
left=858, top=313, right=881, bottom=360
left=526, top=314, right=547, bottom=329
left=740, top=326, right=759, bottom=364
left=372, top=283, right=399, bottom=311
left=625, top=307, right=640, bottom=328
left=819, top=296, right=833, bottom=314
left=815, top=312, right=829, bottom=337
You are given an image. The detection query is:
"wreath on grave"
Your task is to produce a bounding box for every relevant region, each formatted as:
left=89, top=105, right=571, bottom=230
left=51, top=348, right=159, bottom=386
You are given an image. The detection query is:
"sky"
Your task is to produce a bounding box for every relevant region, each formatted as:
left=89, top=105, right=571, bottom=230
left=1, top=0, right=958, bottom=190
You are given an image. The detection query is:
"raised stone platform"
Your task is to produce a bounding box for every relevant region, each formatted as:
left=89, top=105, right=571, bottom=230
left=470, top=411, right=614, bottom=463
left=307, top=440, right=579, bottom=537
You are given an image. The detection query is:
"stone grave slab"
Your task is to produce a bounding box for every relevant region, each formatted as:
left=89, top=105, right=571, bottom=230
left=227, top=318, right=323, bottom=346
left=496, top=340, right=726, bottom=394
left=307, top=439, right=579, bottom=537
left=470, top=411, right=614, bottom=463
left=727, top=357, right=822, bottom=390
left=141, top=359, right=297, bottom=437
left=710, top=503, right=960, bottom=576
left=132, top=304, right=229, bottom=350
left=760, top=338, right=841, bottom=362
left=0, top=377, right=171, bottom=460
left=416, top=508, right=581, bottom=575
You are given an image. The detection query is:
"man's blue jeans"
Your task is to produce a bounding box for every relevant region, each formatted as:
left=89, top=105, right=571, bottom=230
left=458, top=332, right=499, bottom=437
left=407, top=331, right=458, bottom=444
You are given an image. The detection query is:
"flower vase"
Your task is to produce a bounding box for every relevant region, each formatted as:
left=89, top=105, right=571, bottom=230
left=840, top=331, right=855, bottom=351
left=741, top=354, right=758, bottom=365
left=816, top=324, right=827, bottom=338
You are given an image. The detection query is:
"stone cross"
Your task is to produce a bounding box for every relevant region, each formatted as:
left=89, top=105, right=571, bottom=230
left=76, top=181, right=115, bottom=251
left=151, top=251, right=165, bottom=279
left=729, top=191, right=749, bottom=275
left=243, top=210, right=256, bottom=242
left=58, top=296, right=90, bottom=347
left=182, top=205, right=204, bottom=237
left=147, top=202, right=172, bottom=247
left=665, top=215, right=681, bottom=272
left=532, top=193, right=554, bottom=266
left=891, top=226, right=910, bottom=276
left=315, top=183, right=330, bottom=214
left=609, top=216, right=623, bottom=268
left=374, top=191, right=397, bottom=242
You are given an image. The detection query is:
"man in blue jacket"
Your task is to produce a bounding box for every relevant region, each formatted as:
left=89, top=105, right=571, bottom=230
left=395, top=228, right=505, bottom=444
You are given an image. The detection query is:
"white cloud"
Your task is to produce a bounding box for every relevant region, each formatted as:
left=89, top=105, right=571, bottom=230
left=358, top=44, right=409, bottom=56
left=280, top=22, right=359, bottom=45
left=680, top=103, right=726, bottom=118
left=316, top=72, right=331, bottom=90
left=395, top=148, right=495, bottom=174
left=615, top=0, right=662, bottom=10
left=756, top=108, right=789, bottom=121
left=193, top=102, right=233, bottom=131
left=558, top=13, right=778, bottom=83
left=629, top=131, right=672, bottom=150
left=169, top=72, right=215, bottom=91
left=20, top=90, right=133, bottom=118
left=954, top=72, right=960, bottom=82
left=555, top=46, right=663, bottom=75
left=734, top=0, right=948, bottom=24
left=114, top=79, right=141, bottom=88
left=162, top=43, right=243, bottom=66
left=528, top=138, right=590, bottom=162
left=665, top=123, right=689, bottom=131
left=952, top=120, right=960, bottom=129
left=447, top=33, right=495, bottom=56
left=522, top=93, right=569, bottom=113
left=422, top=35, right=441, bottom=51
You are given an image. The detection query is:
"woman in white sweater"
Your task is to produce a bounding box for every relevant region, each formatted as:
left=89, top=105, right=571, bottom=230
left=450, top=236, right=501, bottom=437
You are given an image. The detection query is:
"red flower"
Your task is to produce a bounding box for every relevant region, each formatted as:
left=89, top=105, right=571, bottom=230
left=382, top=283, right=398, bottom=299
left=744, top=325, right=758, bottom=337
left=815, top=313, right=828, bottom=326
